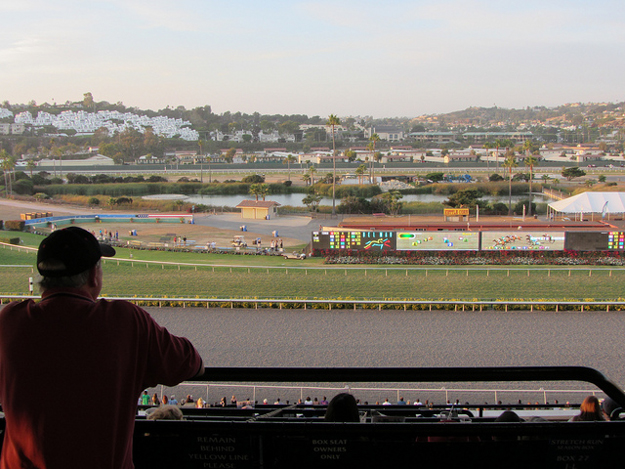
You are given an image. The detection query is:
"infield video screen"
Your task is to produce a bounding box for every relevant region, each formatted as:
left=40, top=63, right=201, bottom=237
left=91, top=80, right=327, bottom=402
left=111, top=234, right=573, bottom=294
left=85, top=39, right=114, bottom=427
left=312, top=230, right=396, bottom=251
left=481, top=231, right=565, bottom=250
left=396, top=231, right=479, bottom=250
left=565, top=231, right=625, bottom=251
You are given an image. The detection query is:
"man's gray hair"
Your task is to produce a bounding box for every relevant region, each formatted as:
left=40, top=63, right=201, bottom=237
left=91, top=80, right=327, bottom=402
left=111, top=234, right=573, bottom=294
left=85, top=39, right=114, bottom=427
left=37, top=260, right=100, bottom=291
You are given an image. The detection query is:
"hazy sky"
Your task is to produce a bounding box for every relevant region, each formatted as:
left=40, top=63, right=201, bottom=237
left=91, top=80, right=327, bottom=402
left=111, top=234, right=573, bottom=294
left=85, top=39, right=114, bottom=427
left=1, top=0, right=623, bottom=118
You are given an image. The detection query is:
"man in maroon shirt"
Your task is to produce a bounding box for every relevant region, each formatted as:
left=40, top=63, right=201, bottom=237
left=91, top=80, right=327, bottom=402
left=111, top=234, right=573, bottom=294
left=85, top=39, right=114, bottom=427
left=0, top=227, right=204, bottom=468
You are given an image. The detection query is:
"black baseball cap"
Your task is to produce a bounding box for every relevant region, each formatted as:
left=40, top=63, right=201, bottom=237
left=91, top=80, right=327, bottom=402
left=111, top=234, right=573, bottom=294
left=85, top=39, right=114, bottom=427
left=37, top=227, right=116, bottom=277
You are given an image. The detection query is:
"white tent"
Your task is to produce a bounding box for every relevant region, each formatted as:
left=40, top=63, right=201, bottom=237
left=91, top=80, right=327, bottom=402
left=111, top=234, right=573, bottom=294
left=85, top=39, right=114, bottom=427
left=548, top=192, right=625, bottom=220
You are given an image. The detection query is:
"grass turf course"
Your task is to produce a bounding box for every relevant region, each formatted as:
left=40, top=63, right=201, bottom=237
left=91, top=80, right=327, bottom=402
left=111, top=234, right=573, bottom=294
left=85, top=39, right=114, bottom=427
left=1, top=234, right=625, bottom=301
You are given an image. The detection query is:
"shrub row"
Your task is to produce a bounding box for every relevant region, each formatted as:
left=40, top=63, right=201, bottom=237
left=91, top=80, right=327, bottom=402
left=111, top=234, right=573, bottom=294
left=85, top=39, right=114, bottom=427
left=114, top=296, right=625, bottom=311
left=316, top=249, right=625, bottom=266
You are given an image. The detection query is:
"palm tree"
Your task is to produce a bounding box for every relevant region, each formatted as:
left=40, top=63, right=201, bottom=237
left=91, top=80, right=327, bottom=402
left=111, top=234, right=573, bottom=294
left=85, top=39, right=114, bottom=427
left=494, top=139, right=503, bottom=173
left=355, top=164, right=367, bottom=184
left=249, top=183, right=260, bottom=201
left=198, top=140, right=204, bottom=183
left=258, top=184, right=269, bottom=201
left=483, top=141, right=492, bottom=171
left=1, top=150, right=13, bottom=197
left=249, top=183, right=269, bottom=201
left=327, top=114, right=340, bottom=216
left=26, top=160, right=37, bottom=178
left=524, top=149, right=539, bottom=217
left=307, top=165, right=317, bottom=185
left=368, top=133, right=380, bottom=184
left=206, top=155, right=212, bottom=183
left=502, top=152, right=518, bottom=216
left=302, top=190, right=322, bottom=212
left=283, top=154, right=297, bottom=182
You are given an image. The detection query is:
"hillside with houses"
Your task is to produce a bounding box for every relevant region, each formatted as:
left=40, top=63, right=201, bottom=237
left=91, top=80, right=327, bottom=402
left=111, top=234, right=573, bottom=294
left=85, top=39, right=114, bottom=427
left=0, top=98, right=623, bottom=167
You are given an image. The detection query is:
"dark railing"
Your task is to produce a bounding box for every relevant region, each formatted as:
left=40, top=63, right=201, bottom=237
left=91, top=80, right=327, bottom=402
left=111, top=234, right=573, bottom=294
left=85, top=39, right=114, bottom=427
left=130, top=366, right=625, bottom=468
left=1, top=366, right=622, bottom=467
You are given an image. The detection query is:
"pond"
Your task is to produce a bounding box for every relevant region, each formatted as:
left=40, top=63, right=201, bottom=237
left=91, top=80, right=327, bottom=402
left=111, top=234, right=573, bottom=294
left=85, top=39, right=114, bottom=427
left=145, top=193, right=548, bottom=208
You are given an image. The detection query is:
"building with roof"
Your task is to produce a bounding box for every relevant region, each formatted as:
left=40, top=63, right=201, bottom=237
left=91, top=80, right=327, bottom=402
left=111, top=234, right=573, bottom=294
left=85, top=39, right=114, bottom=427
left=236, top=200, right=281, bottom=220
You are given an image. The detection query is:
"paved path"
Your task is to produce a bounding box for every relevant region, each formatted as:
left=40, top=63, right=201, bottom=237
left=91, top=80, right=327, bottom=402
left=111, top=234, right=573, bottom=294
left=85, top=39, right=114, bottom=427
left=192, top=213, right=342, bottom=243
left=0, top=198, right=345, bottom=244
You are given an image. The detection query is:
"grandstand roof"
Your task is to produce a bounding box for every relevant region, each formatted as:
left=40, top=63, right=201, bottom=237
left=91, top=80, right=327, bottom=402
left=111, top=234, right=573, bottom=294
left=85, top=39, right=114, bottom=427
left=549, top=192, right=625, bottom=214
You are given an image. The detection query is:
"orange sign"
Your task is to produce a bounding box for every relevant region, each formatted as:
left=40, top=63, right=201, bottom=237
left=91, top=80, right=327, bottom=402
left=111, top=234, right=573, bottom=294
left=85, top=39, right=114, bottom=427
left=444, top=208, right=469, bottom=216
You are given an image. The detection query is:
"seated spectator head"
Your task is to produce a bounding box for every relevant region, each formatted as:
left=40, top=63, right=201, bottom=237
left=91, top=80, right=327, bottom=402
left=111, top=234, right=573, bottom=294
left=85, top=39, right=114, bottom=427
left=572, top=395, right=604, bottom=421
left=146, top=405, right=184, bottom=421
left=325, top=393, right=360, bottom=422
left=495, top=410, right=523, bottom=422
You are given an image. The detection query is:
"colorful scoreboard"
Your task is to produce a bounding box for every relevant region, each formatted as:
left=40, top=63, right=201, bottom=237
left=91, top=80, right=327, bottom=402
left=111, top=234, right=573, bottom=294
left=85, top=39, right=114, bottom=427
left=396, top=231, right=479, bottom=250
left=482, top=231, right=565, bottom=250
left=607, top=232, right=625, bottom=250
left=312, top=230, right=395, bottom=251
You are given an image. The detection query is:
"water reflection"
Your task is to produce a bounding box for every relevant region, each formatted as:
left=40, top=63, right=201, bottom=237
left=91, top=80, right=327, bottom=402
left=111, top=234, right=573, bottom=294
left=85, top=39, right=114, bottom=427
left=152, top=193, right=546, bottom=208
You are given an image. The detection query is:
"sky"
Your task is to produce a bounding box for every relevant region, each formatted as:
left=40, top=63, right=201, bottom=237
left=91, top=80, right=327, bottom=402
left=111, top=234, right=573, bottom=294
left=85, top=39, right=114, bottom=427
left=1, top=0, right=624, bottom=118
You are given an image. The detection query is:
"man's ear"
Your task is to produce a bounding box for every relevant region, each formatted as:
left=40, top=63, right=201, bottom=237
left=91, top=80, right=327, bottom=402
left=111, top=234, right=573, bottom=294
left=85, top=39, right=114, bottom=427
left=87, top=264, right=99, bottom=286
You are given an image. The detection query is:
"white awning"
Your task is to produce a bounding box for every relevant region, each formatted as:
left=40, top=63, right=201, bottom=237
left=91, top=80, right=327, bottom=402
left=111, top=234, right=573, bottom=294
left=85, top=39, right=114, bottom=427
left=548, top=192, right=625, bottom=214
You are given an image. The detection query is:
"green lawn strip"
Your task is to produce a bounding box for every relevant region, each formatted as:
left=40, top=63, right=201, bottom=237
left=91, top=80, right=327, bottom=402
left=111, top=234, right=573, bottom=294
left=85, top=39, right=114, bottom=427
left=2, top=249, right=624, bottom=300
left=3, top=237, right=625, bottom=300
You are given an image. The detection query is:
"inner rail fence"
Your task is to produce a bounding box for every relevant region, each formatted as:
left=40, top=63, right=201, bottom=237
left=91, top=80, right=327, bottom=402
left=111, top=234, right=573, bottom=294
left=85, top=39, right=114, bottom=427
left=3, top=294, right=625, bottom=312
left=163, top=379, right=604, bottom=409
left=181, top=366, right=625, bottom=411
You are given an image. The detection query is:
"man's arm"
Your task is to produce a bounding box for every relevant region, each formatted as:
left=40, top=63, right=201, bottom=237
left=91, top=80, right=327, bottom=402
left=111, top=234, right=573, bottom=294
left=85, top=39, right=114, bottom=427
left=194, top=358, right=205, bottom=378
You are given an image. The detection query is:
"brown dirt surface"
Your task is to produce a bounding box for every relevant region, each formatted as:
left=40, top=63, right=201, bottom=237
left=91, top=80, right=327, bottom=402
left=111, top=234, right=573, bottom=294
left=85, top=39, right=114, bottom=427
left=0, top=198, right=303, bottom=248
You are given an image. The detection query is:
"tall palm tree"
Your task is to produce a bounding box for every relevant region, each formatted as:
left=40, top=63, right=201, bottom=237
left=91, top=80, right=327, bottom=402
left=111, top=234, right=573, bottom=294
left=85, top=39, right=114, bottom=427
left=494, top=139, right=503, bottom=173
left=523, top=140, right=539, bottom=217
left=1, top=150, right=13, bottom=197
left=307, top=165, right=317, bottom=185
left=368, top=133, right=380, bottom=184
left=327, top=114, right=340, bottom=216
left=502, top=152, right=518, bottom=216
left=197, top=140, right=204, bottom=183
left=283, top=154, right=297, bottom=182
left=483, top=141, right=492, bottom=171
left=26, top=160, right=37, bottom=178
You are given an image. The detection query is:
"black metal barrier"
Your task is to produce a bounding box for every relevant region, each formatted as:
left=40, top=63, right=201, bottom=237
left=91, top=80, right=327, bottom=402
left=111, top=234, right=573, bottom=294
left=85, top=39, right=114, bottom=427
left=131, top=366, right=625, bottom=468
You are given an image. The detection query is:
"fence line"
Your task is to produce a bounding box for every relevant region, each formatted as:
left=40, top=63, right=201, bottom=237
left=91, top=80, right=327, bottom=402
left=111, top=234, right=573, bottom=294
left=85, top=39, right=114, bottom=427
left=3, top=242, right=625, bottom=274
left=2, top=294, right=625, bottom=312
left=162, top=382, right=601, bottom=406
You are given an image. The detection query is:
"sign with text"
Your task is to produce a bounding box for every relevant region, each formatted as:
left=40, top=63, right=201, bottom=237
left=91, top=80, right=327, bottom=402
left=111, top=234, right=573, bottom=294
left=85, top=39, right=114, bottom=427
left=312, top=230, right=396, bottom=251
left=444, top=208, right=469, bottom=217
